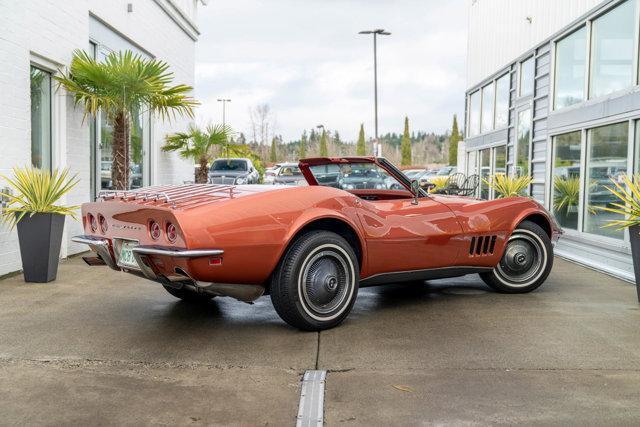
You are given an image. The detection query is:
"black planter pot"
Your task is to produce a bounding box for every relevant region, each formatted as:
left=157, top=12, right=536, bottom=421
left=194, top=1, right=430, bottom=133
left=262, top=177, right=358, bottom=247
left=16, top=213, right=65, bottom=283
left=629, top=224, right=640, bottom=302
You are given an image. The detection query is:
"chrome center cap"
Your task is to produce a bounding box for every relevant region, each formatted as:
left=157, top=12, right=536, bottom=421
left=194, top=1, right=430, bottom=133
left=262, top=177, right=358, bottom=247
left=514, top=253, right=527, bottom=265
left=326, top=276, right=338, bottom=291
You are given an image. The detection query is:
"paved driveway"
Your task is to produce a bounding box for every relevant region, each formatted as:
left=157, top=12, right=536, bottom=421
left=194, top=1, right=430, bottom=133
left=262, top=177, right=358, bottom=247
left=0, top=257, right=639, bottom=425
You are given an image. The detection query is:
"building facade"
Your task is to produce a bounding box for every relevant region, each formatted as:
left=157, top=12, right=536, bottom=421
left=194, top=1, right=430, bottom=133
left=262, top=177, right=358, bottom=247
left=462, top=0, right=640, bottom=281
left=0, top=0, right=204, bottom=276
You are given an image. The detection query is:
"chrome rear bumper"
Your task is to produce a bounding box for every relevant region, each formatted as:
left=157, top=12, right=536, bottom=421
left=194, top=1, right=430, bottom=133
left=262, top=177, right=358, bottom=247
left=71, top=235, right=262, bottom=302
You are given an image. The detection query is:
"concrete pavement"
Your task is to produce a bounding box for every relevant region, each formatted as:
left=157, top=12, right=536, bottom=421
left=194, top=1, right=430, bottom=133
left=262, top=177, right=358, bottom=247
left=0, top=256, right=639, bottom=425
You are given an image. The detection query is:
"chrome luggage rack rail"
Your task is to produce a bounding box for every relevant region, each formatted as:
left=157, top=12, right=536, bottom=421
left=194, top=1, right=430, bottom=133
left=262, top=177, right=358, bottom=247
left=97, top=184, right=237, bottom=209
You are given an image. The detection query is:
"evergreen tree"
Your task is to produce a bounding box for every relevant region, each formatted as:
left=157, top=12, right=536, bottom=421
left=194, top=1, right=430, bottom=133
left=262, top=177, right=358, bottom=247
left=319, top=130, right=328, bottom=156
left=401, top=116, right=412, bottom=166
left=356, top=124, right=366, bottom=156
left=449, top=114, right=460, bottom=166
left=333, top=131, right=342, bottom=145
left=270, top=136, right=278, bottom=163
left=299, top=130, right=307, bottom=159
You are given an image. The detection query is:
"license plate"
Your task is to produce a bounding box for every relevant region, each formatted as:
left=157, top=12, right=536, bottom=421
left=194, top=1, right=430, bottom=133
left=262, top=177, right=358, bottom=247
left=117, top=240, right=140, bottom=270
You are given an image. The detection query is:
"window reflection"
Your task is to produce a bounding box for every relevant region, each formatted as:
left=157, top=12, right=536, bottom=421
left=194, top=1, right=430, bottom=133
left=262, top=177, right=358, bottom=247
left=589, top=0, right=636, bottom=99
left=469, top=91, right=481, bottom=137
left=584, top=122, right=628, bottom=239
left=30, top=66, right=51, bottom=171
left=481, top=83, right=494, bottom=133
left=554, top=26, right=586, bottom=109
left=480, top=148, right=491, bottom=199
left=495, top=74, right=509, bottom=128
left=552, top=132, right=582, bottom=230
left=516, top=109, right=531, bottom=179
left=519, top=57, right=534, bottom=97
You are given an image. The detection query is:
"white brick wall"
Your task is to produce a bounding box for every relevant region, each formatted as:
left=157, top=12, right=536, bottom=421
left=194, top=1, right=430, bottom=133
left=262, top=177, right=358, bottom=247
left=0, top=0, right=200, bottom=276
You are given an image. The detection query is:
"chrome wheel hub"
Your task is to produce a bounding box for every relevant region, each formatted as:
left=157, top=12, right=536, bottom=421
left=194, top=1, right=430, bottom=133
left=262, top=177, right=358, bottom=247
left=496, top=232, right=544, bottom=286
left=302, top=250, right=350, bottom=315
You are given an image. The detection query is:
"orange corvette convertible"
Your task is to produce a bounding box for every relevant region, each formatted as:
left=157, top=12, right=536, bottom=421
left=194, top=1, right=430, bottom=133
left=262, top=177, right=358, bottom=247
left=73, top=157, right=561, bottom=330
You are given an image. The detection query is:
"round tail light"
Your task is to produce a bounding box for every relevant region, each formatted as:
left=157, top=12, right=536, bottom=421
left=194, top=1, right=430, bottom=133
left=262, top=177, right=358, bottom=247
left=98, top=214, right=108, bottom=234
left=166, top=223, right=177, bottom=243
left=149, top=221, right=161, bottom=240
left=88, top=214, right=97, bottom=232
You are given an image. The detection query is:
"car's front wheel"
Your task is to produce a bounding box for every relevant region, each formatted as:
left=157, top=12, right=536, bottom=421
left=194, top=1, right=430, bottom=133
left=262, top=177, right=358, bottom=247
left=270, top=231, right=359, bottom=331
left=480, top=220, right=553, bottom=293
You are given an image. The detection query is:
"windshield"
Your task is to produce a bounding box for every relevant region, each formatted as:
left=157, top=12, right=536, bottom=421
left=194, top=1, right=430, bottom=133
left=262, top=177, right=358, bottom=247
left=210, top=159, right=248, bottom=172
left=278, top=165, right=302, bottom=176
left=308, top=163, right=405, bottom=190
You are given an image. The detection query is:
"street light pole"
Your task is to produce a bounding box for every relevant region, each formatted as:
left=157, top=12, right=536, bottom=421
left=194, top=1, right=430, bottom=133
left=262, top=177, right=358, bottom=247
left=217, top=98, right=231, bottom=125
left=359, top=29, right=390, bottom=157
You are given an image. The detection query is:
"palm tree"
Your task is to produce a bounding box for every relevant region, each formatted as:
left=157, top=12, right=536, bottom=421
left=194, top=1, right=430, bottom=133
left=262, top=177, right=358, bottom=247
left=162, top=124, right=234, bottom=183
left=55, top=49, right=198, bottom=190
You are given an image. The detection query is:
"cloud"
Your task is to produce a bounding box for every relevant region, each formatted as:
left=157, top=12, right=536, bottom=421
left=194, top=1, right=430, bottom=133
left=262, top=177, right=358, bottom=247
left=194, top=0, right=467, bottom=141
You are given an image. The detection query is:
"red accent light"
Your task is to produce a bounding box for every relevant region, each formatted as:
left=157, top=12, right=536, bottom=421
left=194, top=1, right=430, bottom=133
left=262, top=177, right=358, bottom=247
left=209, top=257, right=223, bottom=266
left=98, top=214, right=108, bottom=234
left=149, top=221, right=161, bottom=240
left=166, top=223, right=177, bottom=243
left=88, top=214, right=97, bottom=232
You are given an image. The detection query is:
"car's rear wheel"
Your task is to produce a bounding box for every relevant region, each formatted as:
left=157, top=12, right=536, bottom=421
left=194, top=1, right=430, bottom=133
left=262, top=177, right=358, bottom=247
left=270, top=231, right=359, bottom=331
left=480, top=220, right=553, bottom=293
left=162, top=284, right=214, bottom=302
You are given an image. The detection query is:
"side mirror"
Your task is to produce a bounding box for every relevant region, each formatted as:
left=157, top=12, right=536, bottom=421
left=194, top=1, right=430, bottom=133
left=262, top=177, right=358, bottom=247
left=410, top=180, right=420, bottom=205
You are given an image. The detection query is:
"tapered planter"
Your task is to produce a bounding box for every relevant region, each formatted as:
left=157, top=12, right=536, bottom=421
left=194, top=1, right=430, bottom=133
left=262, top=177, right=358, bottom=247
left=16, top=213, right=65, bottom=283
left=629, top=224, right=640, bottom=302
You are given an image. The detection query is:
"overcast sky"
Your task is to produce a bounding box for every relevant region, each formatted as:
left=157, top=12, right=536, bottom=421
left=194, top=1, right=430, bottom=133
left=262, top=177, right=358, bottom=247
left=194, top=0, right=467, bottom=142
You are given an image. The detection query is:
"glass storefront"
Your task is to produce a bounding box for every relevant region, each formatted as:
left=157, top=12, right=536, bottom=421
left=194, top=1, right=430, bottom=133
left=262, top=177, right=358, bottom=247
left=519, top=57, right=534, bottom=97
left=552, top=131, right=582, bottom=230
left=554, top=26, right=586, bottom=109
left=584, top=122, right=628, bottom=239
left=469, top=90, right=481, bottom=137
left=479, top=148, right=491, bottom=199
left=30, top=66, right=51, bottom=171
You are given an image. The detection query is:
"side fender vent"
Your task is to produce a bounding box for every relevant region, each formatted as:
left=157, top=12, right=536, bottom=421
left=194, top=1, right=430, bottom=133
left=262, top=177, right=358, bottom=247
left=469, top=235, right=497, bottom=256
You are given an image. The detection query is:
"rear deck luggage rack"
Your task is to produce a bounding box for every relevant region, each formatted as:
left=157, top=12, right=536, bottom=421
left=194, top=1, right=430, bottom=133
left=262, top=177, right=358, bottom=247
left=97, top=184, right=237, bottom=209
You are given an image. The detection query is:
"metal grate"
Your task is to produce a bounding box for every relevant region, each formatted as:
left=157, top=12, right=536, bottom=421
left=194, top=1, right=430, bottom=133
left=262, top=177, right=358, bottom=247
left=469, top=235, right=497, bottom=256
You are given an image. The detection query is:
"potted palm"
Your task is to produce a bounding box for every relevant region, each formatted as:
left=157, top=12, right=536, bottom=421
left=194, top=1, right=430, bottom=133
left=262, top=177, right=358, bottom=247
left=55, top=49, right=198, bottom=190
left=600, top=174, right=640, bottom=301
left=553, top=176, right=580, bottom=229
left=162, top=124, right=234, bottom=183
left=484, top=174, right=533, bottom=198
left=0, top=167, right=79, bottom=282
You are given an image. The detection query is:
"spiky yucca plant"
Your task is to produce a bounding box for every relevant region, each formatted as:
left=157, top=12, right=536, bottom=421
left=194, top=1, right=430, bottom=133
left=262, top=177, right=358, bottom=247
left=0, top=167, right=79, bottom=228
left=553, top=176, right=580, bottom=212
left=428, top=176, right=450, bottom=193
left=484, top=174, right=532, bottom=198
left=599, top=174, right=640, bottom=229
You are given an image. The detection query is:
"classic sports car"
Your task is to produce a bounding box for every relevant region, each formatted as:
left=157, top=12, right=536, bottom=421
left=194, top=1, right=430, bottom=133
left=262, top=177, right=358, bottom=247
left=73, top=157, right=561, bottom=331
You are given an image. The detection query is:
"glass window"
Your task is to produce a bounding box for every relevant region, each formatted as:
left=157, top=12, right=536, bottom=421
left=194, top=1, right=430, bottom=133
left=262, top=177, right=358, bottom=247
left=554, top=26, right=587, bottom=109
left=584, top=122, right=628, bottom=239
left=552, top=132, right=582, bottom=230
left=481, top=82, right=494, bottom=133
left=494, top=74, right=509, bottom=128
left=589, top=0, right=636, bottom=99
left=519, top=57, right=534, bottom=97
left=309, top=163, right=403, bottom=190
left=494, top=145, right=506, bottom=174
left=30, top=66, right=52, bottom=170
left=467, top=150, right=478, bottom=177
left=516, top=109, right=532, bottom=178
left=468, top=91, right=481, bottom=137
left=479, top=148, right=491, bottom=199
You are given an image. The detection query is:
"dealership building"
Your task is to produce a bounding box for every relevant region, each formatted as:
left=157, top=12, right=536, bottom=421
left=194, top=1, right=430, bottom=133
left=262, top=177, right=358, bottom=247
left=0, top=1, right=203, bottom=276
left=461, top=0, right=640, bottom=281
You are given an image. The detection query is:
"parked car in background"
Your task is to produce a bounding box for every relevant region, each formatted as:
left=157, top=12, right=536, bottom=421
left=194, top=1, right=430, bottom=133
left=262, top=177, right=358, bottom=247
left=437, top=166, right=457, bottom=176
left=208, top=158, right=260, bottom=185
left=338, top=163, right=387, bottom=190
left=264, top=164, right=282, bottom=184
left=273, top=163, right=305, bottom=186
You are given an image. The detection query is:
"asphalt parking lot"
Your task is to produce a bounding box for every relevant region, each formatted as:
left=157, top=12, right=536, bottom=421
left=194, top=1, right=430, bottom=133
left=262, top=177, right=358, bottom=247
left=1, top=256, right=639, bottom=425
